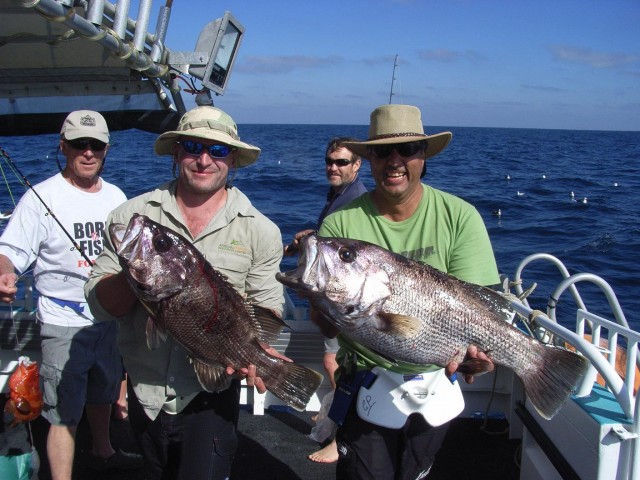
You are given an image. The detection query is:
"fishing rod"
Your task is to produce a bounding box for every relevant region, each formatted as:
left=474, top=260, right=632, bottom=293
left=0, top=146, right=93, bottom=265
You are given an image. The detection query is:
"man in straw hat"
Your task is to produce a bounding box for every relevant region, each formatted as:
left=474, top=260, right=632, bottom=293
left=85, top=106, right=286, bottom=479
left=314, top=104, right=500, bottom=479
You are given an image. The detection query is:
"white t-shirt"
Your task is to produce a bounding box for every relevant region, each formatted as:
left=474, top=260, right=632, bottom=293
left=0, top=173, right=126, bottom=327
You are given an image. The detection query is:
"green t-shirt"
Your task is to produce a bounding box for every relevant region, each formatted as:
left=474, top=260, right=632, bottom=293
left=318, top=183, right=500, bottom=373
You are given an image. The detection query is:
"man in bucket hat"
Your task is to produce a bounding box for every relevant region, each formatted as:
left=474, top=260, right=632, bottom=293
left=85, top=106, right=286, bottom=479
left=313, top=104, right=500, bottom=479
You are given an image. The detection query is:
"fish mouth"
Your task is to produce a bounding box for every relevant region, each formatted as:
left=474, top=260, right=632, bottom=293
left=109, top=214, right=154, bottom=288
left=109, top=214, right=145, bottom=261
left=276, top=235, right=321, bottom=292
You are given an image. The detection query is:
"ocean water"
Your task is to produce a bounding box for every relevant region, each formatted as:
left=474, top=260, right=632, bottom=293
left=1, top=125, right=639, bottom=331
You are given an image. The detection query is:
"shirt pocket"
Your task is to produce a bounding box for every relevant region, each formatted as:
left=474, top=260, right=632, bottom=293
left=208, top=254, right=251, bottom=291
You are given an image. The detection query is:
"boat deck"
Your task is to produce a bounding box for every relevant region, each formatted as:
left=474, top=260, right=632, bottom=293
left=26, top=406, right=520, bottom=480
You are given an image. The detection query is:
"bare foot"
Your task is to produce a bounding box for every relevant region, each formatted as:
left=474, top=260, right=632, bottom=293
left=308, top=439, right=338, bottom=464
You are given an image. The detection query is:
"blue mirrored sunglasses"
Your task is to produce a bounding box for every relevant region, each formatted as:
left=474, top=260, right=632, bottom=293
left=179, top=140, right=235, bottom=158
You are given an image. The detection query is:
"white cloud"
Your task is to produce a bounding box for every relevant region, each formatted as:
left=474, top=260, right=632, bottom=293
left=548, top=45, right=640, bottom=69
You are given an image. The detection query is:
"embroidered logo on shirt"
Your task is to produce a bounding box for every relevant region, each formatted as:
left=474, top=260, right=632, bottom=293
left=218, top=239, right=249, bottom=256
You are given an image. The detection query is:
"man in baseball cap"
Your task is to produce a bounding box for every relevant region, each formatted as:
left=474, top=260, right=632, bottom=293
left=0, top=109, right=141, bottom=479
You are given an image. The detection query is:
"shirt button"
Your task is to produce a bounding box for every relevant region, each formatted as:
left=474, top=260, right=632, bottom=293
left=169, top=376, right=175, bottom=382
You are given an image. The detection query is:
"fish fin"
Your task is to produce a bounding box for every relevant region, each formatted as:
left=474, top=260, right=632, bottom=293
left=266, top=363, right=324, bottom=412
left=456, top=358, right=495, bottom=375
left=520, top=344, right=591, bottom=420
left=145, top=317, right=167, bottom=350
left=246, top=304, right=290, bottom=345
left=192, top=359, right=232, bottom=392
left=376, top=313, right=422, bottom=338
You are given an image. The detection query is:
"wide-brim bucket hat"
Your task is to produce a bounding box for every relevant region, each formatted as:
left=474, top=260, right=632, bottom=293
left=343, top=104, right=452, bottom=160
left=154, top=106, right=260, bottom=168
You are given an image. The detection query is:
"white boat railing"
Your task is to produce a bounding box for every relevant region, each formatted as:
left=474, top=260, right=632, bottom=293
left=511, top=253, right=639, bottom=479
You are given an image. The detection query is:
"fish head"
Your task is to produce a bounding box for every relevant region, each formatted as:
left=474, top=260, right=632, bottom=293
left=109, top=214, right=198, bottom=302
left=277, top=235, right=392, bottom=328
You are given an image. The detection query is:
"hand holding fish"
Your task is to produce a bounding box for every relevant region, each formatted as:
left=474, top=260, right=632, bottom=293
left=283, top=229, right=316, bottom=256
left=226, top=345, right=293, bottom=394
left=109, top=215, right=323, bottom=411
left=445, top=345, right=494, bottom=384
left=277, top=236, right=591, bottom=420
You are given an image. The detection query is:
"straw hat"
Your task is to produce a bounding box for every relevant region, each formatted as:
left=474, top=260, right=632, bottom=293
left=154, top=106, right=260, bottom=168
left=343, top=105, right=452, bottom=160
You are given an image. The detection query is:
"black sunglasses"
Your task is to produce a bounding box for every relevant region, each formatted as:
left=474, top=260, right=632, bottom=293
left=325, top=158, right=353, bottom=167
left=65, top=138, right=107, bottom=152
left=367, top=140, right=427, bottom=159
left=179, top=140, right=235, bottom=158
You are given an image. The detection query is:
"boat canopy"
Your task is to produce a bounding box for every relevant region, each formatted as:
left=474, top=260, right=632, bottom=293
left=0, top=0, right=244, bottom=135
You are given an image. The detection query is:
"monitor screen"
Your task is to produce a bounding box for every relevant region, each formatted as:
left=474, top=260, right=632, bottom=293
left=202, top=12, right=244, bottom=94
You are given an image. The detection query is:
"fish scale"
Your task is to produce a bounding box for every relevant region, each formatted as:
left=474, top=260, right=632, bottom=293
left=110, top=214, right=323, bottom=412
left=277, top=235, right=591, bottom=420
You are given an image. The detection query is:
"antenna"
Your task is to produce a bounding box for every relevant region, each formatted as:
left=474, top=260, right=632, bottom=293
left=389, top=54, right=399, bottom=104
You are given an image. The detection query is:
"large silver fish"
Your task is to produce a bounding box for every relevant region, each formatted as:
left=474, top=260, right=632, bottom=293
left=110, top=214, right=323, bottom=411
left=276, top=235, right=590, bottom=420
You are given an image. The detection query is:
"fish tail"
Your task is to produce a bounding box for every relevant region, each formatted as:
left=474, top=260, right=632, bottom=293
left=268, top=364, right=324, bottom=412
left=521, top=344, right=591, bottom=420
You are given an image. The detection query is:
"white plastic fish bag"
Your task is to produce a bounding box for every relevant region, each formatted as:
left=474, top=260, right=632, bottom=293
left=308, top=390, right=337, bottom=443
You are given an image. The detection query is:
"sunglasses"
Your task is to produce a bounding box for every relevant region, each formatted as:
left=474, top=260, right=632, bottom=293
left=65, top=138, right=107, bottom=151
left=367, top=140, right=427, bottom=159
left=325, top=158, right=353, bottom=167
left=179, top=140, right=235, bottom=158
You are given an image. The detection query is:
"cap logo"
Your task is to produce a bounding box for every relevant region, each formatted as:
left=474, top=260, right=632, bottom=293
left=80, top=115, right=97, bottom=128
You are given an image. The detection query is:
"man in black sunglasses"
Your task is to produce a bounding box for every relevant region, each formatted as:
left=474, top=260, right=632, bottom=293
left=284, top=137, right=367, bottom=256
left=0, top=110, right=142, bottom=478
left=86, top=105, right=288, bottom=480
left=313, top=104, right=501, bottom=480
left=284, top=137, right=367, bottom=464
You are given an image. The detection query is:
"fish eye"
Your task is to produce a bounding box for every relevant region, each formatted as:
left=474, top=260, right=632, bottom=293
left=338, top=246, right=356, bottom=263
left=153, top=233, right=173, bottom=253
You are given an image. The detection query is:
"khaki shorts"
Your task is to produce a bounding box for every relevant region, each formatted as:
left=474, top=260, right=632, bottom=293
left=39, top=321, right=120, bottom=426
left=324, top=336, right=340, bottom=354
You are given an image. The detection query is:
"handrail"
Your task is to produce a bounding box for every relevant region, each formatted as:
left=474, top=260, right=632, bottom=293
left=509, top=300, right=636, bottom=419
left=513, top=253, right=587, bottom=312
left=510, top=253, right=640, bottom=479
left=549, top=273, right=630, bottom=328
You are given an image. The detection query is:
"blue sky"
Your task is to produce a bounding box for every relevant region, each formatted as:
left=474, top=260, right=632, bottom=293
left=156, top=0, right=639, bottom=131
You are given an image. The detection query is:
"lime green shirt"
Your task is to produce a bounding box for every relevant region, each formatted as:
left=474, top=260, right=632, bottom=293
left=318, top=184, right=500, bottom=373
